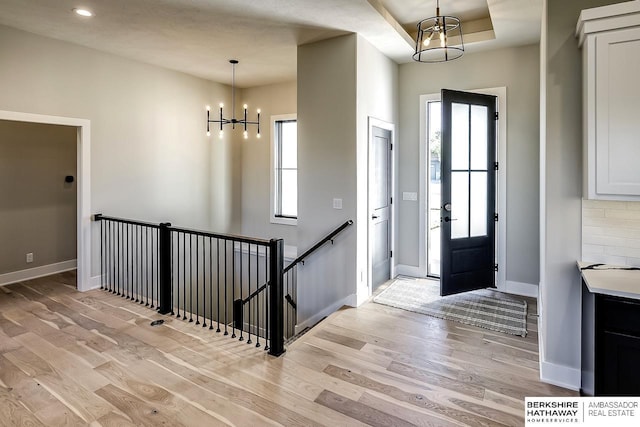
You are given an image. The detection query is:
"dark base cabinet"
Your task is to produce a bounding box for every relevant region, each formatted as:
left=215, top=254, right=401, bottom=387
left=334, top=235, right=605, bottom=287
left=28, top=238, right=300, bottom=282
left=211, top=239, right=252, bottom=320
left=582, top=282, right=640, bottom=396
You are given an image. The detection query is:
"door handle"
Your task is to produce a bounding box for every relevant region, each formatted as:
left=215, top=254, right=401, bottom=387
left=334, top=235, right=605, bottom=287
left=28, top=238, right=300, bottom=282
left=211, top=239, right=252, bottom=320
left=372, top=214, right=379, bottom=220
left=443, top=203, right=452, bottom=212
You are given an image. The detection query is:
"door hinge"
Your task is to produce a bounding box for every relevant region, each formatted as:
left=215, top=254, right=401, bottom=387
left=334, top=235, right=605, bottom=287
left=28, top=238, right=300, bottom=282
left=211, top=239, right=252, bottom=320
left=494, top=162, right=499, bottom=171
left=390, top=250, right=393, bottom=258
left=390, top=197, right=393, bottom=204
left=494, top=213, right=499, bottom=221
left=495, top=112, right=499, bottom=120
left=494, top=264, right=499, bottom=272
left=390, top=143, right=393, bottom=150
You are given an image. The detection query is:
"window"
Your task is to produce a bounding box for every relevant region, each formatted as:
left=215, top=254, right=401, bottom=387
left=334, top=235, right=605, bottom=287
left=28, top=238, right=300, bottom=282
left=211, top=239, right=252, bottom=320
left=271, top=114, right=297, bottom=225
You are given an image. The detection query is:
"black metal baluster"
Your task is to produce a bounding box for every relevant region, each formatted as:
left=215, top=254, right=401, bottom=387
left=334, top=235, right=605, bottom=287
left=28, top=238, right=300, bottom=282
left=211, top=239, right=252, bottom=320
left=263, top=244, right=268, bottom=350
left=110, top=220, right=115, bottom=293
left=208, top=237, right=214, bottom=330
left=176, top=231, right=181, bottom=318
left=202, top=237, right=207, bottom=326
left=129, top=223, right=133, bottom=299
left=204, top=237, right=210, bottom=329
left=100, top=219, right=104, bottom=290
left=195, top=235, right=200, bottom=325
left=256, top=244, right=261, bottom=348
left=117, top=222, right=121, bottom=296
left=247, top=243, right=252, bottom=345
left=145, top=226, right=149, bottom=306
left=106, top=220, right=110, bottom=292
left=238, top=242, right=243, bottom=342
left=183, top=232, right=187, bottom=320
left=225, top=239, right=229, bottom=336
left=170, top=230, right=175, bottom=316
left=126, top=223, right=130, bottom=299
left=189, top=234, right=193, bottom=322
left=151, top=228, right=156, bottom=309
left=216, top=238, right=221, bottom=333
left=138, top=225, right=142, bottom=303
left=231, top=242, right=242, bottom=338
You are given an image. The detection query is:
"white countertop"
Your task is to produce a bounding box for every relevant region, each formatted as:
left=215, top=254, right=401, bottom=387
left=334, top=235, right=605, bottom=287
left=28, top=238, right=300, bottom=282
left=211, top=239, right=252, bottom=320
left=578, top=261, right=640, bottom=300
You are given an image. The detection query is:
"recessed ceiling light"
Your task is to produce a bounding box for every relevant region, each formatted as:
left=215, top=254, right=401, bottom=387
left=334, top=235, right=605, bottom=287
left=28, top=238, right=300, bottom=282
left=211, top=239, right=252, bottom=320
left=73, top=8, right=93, bottom=17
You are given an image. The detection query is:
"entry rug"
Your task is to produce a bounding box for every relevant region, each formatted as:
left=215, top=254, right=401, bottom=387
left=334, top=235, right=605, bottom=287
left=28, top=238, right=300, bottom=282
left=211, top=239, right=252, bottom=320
left=373, top=279, right=527, bottom=337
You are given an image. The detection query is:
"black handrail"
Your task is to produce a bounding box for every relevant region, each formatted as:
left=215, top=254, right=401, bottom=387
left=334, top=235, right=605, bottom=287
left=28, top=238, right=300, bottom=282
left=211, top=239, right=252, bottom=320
left=93, top=214, right=161, bottom=229
left=239, top=219, right=353, bottom=306
left=283, top=219, right=353, bottom=273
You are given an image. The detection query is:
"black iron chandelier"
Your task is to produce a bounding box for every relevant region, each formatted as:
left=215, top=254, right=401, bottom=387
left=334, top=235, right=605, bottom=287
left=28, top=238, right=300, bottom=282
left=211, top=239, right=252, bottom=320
left=207, top=60, right=260, bottom=139
left=413, top=0, right=464, bottom=63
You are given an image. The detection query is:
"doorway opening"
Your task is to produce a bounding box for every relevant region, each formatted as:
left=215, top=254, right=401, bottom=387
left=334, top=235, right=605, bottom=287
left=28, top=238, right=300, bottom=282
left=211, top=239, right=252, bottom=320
left=419, top=87, right=507, bottom=293
left=0, top=110, right=91, bottom=291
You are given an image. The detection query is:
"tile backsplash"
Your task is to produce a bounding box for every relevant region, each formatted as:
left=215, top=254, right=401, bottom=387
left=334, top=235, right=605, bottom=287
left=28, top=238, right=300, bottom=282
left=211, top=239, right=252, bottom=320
left=582, top=199, right=640, bottom=267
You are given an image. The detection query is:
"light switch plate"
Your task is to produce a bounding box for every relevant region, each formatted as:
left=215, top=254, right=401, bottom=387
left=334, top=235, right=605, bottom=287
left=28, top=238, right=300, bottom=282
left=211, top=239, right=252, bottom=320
left=403, top=192, right=418, bottom=201
left=333, top=198, right=343, bottom=209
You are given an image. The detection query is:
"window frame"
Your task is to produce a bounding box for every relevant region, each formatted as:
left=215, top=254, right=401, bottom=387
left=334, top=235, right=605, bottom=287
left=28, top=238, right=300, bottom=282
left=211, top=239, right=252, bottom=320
left=270, top=114, right=298, bottom=226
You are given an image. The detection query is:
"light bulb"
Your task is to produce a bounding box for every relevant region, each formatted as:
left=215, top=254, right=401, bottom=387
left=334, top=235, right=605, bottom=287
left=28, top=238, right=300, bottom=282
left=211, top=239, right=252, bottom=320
left=73, top=8, right=93, bottom=17
left=257, top=108, right=261, bottom=114
left=219, top=130, right=224, bottom=139
left=424, top=33, right=433, bottom=47
left=206, top=105, right=211, bottom=111
left=243, top=131, right=248, bottom=139
left=206, top=131, right=211, bottom=137
left=219, top=103, right=224, bottom=108
left=243, top=104, right=248, bottom=109
left=257, top=133, right=261, bottom=139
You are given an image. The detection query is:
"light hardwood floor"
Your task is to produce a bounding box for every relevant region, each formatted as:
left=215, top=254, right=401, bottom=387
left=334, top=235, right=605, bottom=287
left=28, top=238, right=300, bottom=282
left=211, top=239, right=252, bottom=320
left=0, top=272, right=575, bottom=426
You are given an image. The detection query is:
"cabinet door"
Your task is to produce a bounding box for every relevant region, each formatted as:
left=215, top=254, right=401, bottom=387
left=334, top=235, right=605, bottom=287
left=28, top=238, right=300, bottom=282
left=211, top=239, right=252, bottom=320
left=598, top=331, right=640, bottom=396
left=595, top=27, right=640, bottom=197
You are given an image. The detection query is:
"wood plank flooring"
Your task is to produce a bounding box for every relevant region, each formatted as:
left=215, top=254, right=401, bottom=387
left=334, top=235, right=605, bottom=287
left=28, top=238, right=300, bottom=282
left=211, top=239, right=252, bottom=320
left=0, top=272, right=576, bottom=426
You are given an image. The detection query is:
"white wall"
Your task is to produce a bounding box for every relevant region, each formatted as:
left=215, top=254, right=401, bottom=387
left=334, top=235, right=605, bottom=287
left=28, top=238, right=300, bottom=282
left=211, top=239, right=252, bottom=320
left=356, top=35, right=399, bottom=302
left=397, top=45, right=541, bottom=286
left=297, top=34, right=359, bottom=326
left=296, top=34, right=399, bottom=327
left=238, top=81, right=298, bottom=245
left=540, top=0, right=627, bottom=389
left=0, top=25, right=235, bottom=281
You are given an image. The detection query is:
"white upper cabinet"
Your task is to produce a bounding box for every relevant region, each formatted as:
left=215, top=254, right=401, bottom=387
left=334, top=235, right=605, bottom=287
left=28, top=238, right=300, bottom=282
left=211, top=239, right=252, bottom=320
left=577, top=2, right=640, bottom=200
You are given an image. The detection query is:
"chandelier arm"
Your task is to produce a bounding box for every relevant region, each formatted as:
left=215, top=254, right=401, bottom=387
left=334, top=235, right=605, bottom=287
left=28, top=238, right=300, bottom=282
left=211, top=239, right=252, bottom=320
left=206, top=60, right=260, bottom=137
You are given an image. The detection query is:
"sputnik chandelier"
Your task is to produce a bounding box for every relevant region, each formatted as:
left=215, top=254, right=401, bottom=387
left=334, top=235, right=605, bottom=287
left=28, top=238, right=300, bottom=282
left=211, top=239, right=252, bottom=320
left=207, top=60, right=260, bottom=139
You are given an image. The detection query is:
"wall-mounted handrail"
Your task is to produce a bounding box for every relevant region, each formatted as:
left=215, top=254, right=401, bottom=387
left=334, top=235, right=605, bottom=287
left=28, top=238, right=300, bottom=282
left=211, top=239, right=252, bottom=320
left=283, top=219, right=353, bottom=273
left=240, top=219, right=354, bottom=306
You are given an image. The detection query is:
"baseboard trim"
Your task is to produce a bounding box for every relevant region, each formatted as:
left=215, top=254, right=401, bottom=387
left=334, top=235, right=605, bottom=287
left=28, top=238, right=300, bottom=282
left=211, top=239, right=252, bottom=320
left=294, top=293, right=357, bottom=335
left=504, top=280, right=538, bottom=298
left=0, top=260, right=77, bottom=287
left=538, top=319, right=581, bottom=391
left=88, top=275, right=103, bottom=291
left=395, top=264, right=422, bottom=278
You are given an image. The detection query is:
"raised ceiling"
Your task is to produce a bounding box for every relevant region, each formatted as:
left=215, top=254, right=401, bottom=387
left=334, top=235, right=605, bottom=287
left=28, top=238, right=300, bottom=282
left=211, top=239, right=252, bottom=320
left=0, top=0, right=542, bottom=87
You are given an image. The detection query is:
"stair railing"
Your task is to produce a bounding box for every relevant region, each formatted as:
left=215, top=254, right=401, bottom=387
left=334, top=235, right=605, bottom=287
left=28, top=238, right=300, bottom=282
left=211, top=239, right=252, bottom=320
left=94, top=214, right=285, bottom=356
left=235, top=219, right=353, bottom=339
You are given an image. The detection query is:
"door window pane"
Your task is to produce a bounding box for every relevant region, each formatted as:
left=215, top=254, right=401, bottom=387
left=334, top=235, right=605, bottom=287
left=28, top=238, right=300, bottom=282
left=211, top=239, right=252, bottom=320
left=470, top=105, right=488, bottom=170
left=470, top=172, right=488, bottom=237
left=451, top=103, right=469, bottom=170
left=451, top=171, right=469, bottom=239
